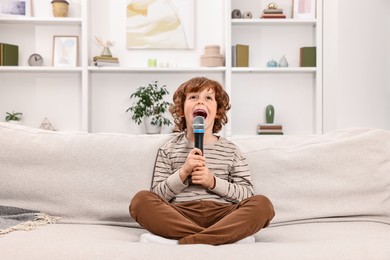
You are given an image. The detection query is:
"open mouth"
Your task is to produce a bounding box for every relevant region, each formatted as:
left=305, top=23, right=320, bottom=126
left=193, top=109, right=207, bottom=119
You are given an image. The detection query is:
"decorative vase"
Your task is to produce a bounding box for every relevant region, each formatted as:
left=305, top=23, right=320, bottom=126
left=278, top=55, right=289, bottom=67
left=144, top=117, right=161, bottom=134
left=101, top=47, right=112, bottom=57
left=51, top=0, right=69, bottom=18
left=265, top=105, right=275, bottom=124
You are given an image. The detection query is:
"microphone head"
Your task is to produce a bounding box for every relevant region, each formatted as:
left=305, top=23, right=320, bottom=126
left=193, top=116, right=205, bottom=133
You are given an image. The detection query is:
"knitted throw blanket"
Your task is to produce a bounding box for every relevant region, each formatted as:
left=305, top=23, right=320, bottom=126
left=0, top=205, right=61, bottom=235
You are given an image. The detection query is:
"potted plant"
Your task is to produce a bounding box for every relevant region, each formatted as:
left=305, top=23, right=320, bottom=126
left=5, top=111, right=23, bottom=124
left=126, top=81, right=172, bottom=134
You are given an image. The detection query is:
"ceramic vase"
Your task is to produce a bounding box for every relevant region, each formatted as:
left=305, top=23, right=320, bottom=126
left=51, top=0, right=69, bottom=17
left=265, top=105, right=275, bottom=124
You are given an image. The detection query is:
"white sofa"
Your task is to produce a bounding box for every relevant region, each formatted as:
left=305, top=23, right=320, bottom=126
left=1, top=122, right=389, bottom=260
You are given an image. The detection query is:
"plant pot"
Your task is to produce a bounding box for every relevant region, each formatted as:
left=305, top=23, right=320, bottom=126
left=144, top=117, right=161, bottom=134
left=6, top=120, right=22, bottom=125
left=51, top=0, right=69, bottom=17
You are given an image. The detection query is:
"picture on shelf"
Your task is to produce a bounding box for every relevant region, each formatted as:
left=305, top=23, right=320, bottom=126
left=292, top=0, right=316, bottom=19
left=126, top=0, right=195, bottom=49
left=52, top=35, right=79, bottom=67
left=0, top=0, right=31, bottom=16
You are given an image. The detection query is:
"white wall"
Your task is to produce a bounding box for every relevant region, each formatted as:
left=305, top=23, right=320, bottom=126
left=323, top=0, right=390, bottom=132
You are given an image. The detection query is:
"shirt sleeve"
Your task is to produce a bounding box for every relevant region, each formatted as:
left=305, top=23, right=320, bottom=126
left=209, top=146, right=254, bottom=203
left=151, top=148, right=188, bottom=201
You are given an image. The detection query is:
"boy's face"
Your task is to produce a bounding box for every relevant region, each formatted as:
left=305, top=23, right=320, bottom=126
left=184, top=87, right=217, bottom=134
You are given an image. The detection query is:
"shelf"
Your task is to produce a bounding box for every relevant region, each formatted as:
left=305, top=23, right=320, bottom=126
left=0, top=17, right=82, bottom=26
left=0, top=66, right=82, bottom=72
left=232, top=18, right=316, bottom=26
left=88, top=66, right=226, bottom=73
left=231, top=67, right=317, bottom=73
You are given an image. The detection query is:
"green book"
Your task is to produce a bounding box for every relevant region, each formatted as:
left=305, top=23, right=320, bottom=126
left=0, top=43, right=19, bottom=66
left=300, top=47, right=316, bottom=67
left=236, top=44, right=249, bottom=67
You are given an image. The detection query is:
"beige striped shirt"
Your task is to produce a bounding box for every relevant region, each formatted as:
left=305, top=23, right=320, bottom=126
left=151, top=132, right=254, bottom=204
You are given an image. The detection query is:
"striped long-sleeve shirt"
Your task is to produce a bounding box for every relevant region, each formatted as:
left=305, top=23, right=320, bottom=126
left=151, top=132, right=254, bottom=204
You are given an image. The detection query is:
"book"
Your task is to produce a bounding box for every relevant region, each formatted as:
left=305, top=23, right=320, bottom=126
left=94, top=61, right=120, bottom=67
left=235, top=44, right=249, bottom=67
left=258, top=124, right=283, bottom=130
left=300, top=47, right=316, bottom=67
left=261, top=14, right=286, bottom=19
left=93, top=56, right=119, bottom=62
left=231, top=46, right=236, bottom=67
left=263, top=9, right=284, bottom=14
left=0, top=43, right=19, bottom=66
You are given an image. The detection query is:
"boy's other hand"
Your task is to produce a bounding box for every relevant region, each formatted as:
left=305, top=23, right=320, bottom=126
left=179, top=148, right=205, bottom=182
left=191, top=166, right=215, bottom=189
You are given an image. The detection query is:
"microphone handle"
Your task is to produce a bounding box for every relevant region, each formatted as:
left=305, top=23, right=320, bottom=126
left=194, top=132, right=204, bottom=154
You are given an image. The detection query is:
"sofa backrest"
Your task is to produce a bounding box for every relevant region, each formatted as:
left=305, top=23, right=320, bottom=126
left=231, top=128, right=390, bottom=226
left=0, top=123, right=173, bottom=227
left=1, top=123, right=389, bottom=227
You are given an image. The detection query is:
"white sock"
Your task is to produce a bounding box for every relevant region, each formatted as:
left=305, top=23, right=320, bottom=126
left=140, top=233, right=179, bottom=245
left=234, top=235, right=255, bottom=244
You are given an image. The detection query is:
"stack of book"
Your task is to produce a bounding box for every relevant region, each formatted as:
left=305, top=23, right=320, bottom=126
left=93, top=56, right=119, bottom=67
left=261, top=7, right=286, bottom=19
left=257, top=124, right=284, bottom=135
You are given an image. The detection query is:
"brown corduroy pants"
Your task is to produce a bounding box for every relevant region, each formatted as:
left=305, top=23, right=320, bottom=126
left=129, top=190, right=275, bottom=245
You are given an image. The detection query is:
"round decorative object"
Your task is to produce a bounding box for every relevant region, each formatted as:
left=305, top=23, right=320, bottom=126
left=231, top=9, right=242, bottom=18
left=268, top=3, right=278, bottom=9
left=267, top=59, right=278, bottom=67
left=28, top=53, right=43, bottom=66
left=242, top=11, right=252, bottom=19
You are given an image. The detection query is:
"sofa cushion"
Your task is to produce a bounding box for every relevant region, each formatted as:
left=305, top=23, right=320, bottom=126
left=231, top=128, right=390, bottom=226
left=0, top=123, right=174, bottom=226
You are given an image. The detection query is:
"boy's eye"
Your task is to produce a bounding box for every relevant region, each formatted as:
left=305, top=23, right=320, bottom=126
left=206, top=96, right=213, bottom=100
left=188, top=95, right=196, bottom=99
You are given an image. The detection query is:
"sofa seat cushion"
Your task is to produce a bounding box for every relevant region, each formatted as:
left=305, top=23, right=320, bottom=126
left=1, top=222, right=389, bottom=260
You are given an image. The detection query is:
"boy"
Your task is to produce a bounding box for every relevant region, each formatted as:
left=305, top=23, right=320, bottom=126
left=130, top=77, right=274, bottom=245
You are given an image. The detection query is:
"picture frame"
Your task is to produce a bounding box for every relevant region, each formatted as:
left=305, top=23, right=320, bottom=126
left=0, top=0, right=31, bottom=17
left=52, top=36, right=79, bottom=67
left=292, top=0, right=316, bottom=19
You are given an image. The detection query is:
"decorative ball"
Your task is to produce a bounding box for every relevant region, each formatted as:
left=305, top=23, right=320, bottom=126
left=268, top=3, right=278, bottom=9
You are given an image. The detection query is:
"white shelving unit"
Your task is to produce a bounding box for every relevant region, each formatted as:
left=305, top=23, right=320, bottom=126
left=225, top=0, right=322, bottom=135
left=0, top=0, right=322, bottom=136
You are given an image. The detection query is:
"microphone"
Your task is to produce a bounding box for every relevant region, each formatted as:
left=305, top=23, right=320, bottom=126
left=193, top=116, right=205, bottom=154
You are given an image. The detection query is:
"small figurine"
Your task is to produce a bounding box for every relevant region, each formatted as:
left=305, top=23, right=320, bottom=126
left=268, top=3, right=278, bottom=9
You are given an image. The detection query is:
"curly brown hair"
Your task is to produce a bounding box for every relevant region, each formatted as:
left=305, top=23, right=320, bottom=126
left=169, top=77, right=231, bottom=133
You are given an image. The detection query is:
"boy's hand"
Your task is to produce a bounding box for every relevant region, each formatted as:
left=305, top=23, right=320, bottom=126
left=179, top=148, right=205, bottom=182
left=191, top=166, right=216, bottom=189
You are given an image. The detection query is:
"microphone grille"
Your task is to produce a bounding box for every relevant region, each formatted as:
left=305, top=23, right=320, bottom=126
left=193, top=116, right=205, bottom=130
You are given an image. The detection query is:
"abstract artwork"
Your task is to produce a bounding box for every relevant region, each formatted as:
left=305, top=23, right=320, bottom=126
left=52, top=36, right=79, bottom=67
left=126, top=0, right=195, bottom=49
left=0, top=0, right=31, bottom=16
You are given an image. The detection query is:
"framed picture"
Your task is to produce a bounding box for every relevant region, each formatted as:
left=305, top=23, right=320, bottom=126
left=292, top=0, right=316, bottom=19
left=52, top=36, right=79, bottom=67
left=126, top=0, right=195, bottom=49
left=0, top=0, right=31, bottom=16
